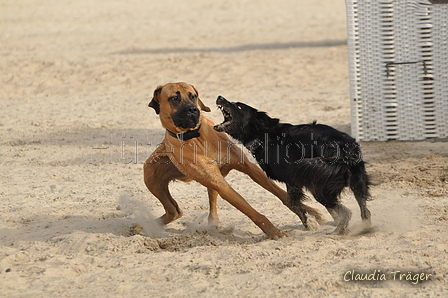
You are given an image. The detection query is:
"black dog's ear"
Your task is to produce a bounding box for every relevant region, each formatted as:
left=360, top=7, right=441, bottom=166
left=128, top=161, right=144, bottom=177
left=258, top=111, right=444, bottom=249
left=148, top=85, right=162, bottom=114
left=190, top=84, right=211, bottom=112
left=255, top=111, right=280, bottom=130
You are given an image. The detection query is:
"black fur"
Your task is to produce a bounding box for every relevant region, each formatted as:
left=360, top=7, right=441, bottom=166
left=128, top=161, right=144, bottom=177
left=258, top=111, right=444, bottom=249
left=214, top=96, right=372, bottom=234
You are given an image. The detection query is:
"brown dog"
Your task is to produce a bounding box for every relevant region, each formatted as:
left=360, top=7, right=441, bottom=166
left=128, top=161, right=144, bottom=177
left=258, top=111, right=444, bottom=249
left=144, top=82, right=322, bottom=239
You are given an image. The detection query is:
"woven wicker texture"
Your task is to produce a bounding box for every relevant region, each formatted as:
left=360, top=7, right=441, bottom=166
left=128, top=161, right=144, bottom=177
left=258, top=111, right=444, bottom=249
left=346, top=0, right=448, bottom=141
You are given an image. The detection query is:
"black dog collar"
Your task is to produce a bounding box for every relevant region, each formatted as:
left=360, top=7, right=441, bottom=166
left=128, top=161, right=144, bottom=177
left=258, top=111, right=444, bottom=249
left=166, top=126, right=201, bottom=141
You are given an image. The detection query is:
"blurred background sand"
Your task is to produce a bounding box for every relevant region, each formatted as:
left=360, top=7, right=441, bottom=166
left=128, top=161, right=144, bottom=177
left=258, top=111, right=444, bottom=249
left=1, top=0, right=447, bottom=296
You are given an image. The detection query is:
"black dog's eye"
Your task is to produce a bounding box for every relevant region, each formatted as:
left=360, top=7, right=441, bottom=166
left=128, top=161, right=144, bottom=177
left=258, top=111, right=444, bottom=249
left=237, top=105, right=242, bottom=110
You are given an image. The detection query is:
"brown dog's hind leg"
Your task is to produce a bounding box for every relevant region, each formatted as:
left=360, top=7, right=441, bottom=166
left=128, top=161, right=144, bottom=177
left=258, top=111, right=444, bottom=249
left=301, top=205, right=324, bottom=223
left=144, top=154, right=188, bottom=225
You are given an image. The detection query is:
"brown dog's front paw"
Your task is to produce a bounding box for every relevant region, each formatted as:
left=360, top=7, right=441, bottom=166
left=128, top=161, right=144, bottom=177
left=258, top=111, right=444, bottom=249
left=267, top=229, right=290, bottom=240
left=258, top=218, right=289, bottom=240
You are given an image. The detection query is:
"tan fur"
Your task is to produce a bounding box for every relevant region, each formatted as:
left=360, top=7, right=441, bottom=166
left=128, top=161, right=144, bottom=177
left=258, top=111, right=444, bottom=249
left=144, top=82, right=322, bottom=239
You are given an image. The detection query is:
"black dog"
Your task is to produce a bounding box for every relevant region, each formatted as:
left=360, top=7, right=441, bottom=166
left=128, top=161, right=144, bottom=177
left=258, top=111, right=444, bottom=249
left=214, top=96, right=372, bottom=235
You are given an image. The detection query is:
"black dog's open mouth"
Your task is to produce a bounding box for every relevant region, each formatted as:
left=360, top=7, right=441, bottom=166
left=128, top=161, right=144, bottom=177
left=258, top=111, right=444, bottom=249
left=218, top=104, right=233, bottom=123
left=214, top=96, right=233, bottom=132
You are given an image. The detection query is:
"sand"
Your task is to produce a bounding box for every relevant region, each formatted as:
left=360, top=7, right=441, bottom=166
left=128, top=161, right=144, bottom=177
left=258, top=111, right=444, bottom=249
left=1, top=0, right=447, bottom=296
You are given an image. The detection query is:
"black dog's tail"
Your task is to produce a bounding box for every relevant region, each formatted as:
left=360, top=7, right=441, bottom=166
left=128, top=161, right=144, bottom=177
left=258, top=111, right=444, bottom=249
left=322, top=140, right=372, bottom=200
left=287, top=157, right=371, bottom=198
left=349, top=160, right=372, bottom=201
left=348, top=160, right=373, bottom=222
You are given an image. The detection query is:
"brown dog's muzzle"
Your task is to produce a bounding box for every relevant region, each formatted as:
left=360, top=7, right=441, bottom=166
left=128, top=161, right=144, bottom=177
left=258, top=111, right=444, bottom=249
left=171, top=104, right=200, bottom=129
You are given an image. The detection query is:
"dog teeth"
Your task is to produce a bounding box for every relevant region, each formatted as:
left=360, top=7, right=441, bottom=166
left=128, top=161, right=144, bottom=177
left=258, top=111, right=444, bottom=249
left=217, top=105, right=231, bottom=121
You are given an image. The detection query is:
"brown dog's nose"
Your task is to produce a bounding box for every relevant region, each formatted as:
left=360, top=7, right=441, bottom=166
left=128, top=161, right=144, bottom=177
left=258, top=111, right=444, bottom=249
left=186, top=105, right=198, bottom=115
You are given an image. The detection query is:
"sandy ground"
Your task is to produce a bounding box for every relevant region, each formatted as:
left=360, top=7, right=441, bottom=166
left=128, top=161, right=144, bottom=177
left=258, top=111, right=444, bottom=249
left=1, top=0, right=447, bottom=297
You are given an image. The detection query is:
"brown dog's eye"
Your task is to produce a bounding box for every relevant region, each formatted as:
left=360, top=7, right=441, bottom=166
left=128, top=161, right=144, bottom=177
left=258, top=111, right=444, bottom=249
left=169, top=96, right=180, bottom=103
left=189, top=93, right=197, bottom=102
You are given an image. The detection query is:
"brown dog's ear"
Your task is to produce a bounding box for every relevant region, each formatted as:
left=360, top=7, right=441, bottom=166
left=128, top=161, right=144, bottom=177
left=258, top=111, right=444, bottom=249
left=148, top=85, right=162, bottom=114
left=191, top=84, right=211, bottom=112
left=198, top=99, right=211, bottom=112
